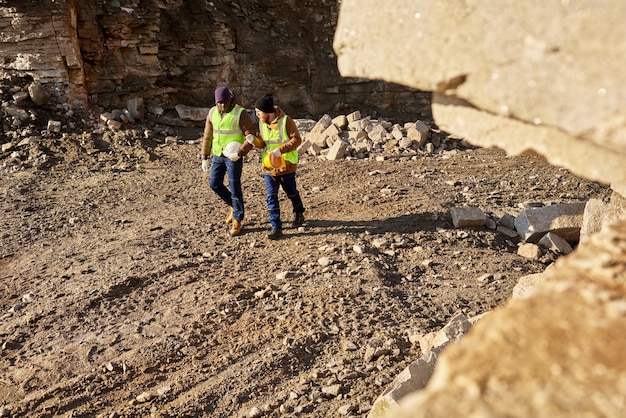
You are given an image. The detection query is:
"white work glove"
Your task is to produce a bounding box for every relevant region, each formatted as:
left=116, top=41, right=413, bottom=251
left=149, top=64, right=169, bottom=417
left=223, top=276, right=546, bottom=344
left=272, top=148, right=282, bottom=157
left=228, top=153, right=240, bottom=162
left=201, top=159, right=210, bottom=172
left=245, top=134, right=256, bottom=144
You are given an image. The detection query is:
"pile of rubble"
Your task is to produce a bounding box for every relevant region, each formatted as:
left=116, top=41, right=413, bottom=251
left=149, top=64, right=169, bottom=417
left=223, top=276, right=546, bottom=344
left=173, top=102, right=470, bottom=160
left=294, top=111, right=461, bottom=161
left=449, top=202, right=588, bottom=260
left=1, top=77, right=469, bottom=173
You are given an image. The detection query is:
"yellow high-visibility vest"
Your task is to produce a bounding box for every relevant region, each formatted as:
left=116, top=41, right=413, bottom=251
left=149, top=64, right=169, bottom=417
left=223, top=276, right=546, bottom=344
left=260, top=115, right=298, bottom=165
left=209, top=104, right=245, bottom=156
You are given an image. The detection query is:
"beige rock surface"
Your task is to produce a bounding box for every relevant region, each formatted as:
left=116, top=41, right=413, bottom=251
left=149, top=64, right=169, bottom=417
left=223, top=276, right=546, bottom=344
left=333, top=1, right=626, bottom=417
left=334, top=0, right=626, bottom=188
left=396, top=222, right=626, bottom=417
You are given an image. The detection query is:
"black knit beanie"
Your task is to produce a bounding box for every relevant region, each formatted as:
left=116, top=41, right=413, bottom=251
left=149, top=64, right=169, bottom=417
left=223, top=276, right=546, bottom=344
left=255, top=93, right=275, bottom=113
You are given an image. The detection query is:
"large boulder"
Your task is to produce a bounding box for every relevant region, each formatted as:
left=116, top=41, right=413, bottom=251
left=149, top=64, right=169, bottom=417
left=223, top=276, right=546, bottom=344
left=334, top=0, right=626, bottom=189
left=334, top=1, right=626, bottom=417
left=395, top=224, right=626, bottom=417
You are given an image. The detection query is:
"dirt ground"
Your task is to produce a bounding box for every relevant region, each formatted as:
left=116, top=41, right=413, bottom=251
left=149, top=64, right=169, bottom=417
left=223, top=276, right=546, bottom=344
left=0, top=114, right=611, bottom=417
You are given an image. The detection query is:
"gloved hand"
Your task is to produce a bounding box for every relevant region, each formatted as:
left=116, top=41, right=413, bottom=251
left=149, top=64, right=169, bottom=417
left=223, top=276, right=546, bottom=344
left=201, top=159, right=209, bottom=172
left=245, top=134, right=256, bottom=144
left=228, top=154, right=240, bottom=162
left=272, top=148, right=282, bottom=157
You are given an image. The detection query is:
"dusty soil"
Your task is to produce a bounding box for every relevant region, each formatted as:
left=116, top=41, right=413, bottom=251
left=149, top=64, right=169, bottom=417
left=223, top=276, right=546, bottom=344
left=0, top=114, right=611, bottom=417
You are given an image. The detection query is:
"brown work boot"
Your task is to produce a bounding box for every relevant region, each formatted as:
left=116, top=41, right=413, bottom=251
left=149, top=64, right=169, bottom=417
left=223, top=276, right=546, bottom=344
left=230, top=219, right=243, bottom=236
left=225, top=207, right=234, bottom=224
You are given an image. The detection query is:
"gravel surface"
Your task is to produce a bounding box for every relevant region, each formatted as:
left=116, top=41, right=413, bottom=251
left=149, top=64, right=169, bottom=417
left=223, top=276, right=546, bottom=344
left=0, top=103, right=611, bottom=417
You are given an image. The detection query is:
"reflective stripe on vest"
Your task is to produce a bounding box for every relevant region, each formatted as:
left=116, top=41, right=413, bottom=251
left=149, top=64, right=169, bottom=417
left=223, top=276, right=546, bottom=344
left=260, top=115, right=298, bottom=165
left=209, top=105, right=245, bottom=156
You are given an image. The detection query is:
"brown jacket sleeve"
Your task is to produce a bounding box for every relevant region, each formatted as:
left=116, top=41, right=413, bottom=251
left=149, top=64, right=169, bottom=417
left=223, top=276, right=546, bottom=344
left=238, top=110, right=257, bottom=155
left=239, top=109, right=256, bottom=137
left=201, top=109, right=214, bottom=159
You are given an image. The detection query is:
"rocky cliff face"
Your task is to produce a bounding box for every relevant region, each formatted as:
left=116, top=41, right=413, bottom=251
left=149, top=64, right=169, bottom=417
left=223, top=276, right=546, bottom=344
left=0, top=0, right=85, bottom=103
left=0, top=0, right=431, bottom=121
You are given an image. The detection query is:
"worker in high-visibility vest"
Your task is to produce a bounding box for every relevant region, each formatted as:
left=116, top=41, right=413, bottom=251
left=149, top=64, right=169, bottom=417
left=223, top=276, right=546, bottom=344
left=200, top=86, right=256, bottom=236
left=253, top=93, right=306, bottom=240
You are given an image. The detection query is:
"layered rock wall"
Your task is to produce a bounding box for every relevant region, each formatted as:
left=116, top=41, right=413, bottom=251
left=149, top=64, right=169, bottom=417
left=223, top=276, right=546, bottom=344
left=0, top=0, right=85, bottom=104
left=0, top=0, right=431, bottom=121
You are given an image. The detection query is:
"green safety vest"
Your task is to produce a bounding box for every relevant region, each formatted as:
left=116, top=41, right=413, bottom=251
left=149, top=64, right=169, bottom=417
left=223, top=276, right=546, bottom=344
left=260, top=115, right=298, bottom=165
left=209, top=104, right=245, bottom=156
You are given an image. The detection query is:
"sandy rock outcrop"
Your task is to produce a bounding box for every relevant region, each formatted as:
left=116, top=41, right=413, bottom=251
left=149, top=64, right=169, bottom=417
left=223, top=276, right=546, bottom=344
left=334, top=1, right=626, bottom=416
left=396, top=222, right=626, bottom=417
left=334, top=0, right=626, bottom=190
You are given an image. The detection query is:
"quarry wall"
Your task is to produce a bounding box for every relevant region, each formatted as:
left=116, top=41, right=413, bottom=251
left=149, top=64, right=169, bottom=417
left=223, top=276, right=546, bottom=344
left=0, top=0, right=431, bottom=121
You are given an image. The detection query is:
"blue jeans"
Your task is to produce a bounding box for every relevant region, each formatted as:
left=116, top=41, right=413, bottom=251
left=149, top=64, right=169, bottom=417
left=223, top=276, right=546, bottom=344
left=209, top=155, right=244, bottom=221
left=264, top=172, right=305, bottom=229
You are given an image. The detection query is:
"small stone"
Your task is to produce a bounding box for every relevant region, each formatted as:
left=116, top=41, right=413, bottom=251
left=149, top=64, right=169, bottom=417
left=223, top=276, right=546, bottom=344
left=372, top=238, right=388, bottom=248
left=497, top=225, right=519, bottom=238
left=518, top=243, right=542, bottom=259
left=322, top=384, right=342, bottom=397
left=309, top=389, right=322, bottom=402
left=135, top=391, right=153, bottom=403
left=318, top=257, right=332, bottom=267
left=156, top=385, right=172, bottom=396
left=8, top=303, right=24, bottom=313
left=340, top=340, right=358, bottom=351
left=340, top=370, right=360, bottom=380
left=107, top=119, right=122, bottom=131
left=477, top=274, right=493, bottom=283
left=47, top=120, right=62, bottom=133
left=248, top=406, right=262, bottom=418
left=338, top=404, right=357, bottom=415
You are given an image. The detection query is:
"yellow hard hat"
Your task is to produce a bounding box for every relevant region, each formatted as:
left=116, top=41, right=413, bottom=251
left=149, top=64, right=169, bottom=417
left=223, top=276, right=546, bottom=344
left=263, top=152, right=286, bottom=170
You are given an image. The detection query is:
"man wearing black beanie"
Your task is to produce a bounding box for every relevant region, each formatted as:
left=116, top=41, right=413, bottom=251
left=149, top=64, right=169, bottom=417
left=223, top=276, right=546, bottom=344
left=254, top=93, right=306, bottom=240
left=255, top=93, right=275, bottom=114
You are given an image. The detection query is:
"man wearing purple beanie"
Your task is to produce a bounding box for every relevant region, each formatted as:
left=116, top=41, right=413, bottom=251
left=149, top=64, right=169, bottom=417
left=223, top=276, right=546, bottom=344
left=200, top=86, right=257, bottom=236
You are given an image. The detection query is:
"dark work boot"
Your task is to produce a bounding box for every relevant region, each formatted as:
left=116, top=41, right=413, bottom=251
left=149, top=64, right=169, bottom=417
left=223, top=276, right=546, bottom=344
left=267, top=228, right=283, bottom=240
left=293, top=212, right=305, bottom=227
